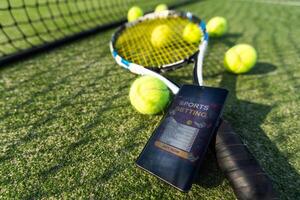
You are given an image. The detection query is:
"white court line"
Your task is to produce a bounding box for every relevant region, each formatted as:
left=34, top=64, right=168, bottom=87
left=234, top=0, right=300, bottom=6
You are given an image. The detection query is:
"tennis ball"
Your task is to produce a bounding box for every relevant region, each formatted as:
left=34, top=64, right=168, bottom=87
left=206, top=17, right=228, bottom=37
left=127, top=6, right=143, bottom=22
left=155, top=4, right=168, bottom=13
left=151, top=25, right=172, bottom=48
left=129, top=76, right=170, bottom=115
left=183, top=23, right=202, bottom=43
left=224, top=44, right=257, bottom=74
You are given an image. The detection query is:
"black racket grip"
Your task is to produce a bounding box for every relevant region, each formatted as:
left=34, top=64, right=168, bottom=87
left=215, top=120, right=278, bottom=200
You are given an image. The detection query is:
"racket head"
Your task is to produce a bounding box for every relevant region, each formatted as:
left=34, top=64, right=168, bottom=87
left=110, top=10, right=208, bottom=73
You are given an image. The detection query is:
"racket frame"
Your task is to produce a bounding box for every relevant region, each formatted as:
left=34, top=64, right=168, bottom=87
left=110, top=10, right=209, bottom=94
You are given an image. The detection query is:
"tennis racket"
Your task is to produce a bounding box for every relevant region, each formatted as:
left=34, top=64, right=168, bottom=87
left=110, top=10, right=276, bottom=199
left=215, top=120, right=278, bottom=199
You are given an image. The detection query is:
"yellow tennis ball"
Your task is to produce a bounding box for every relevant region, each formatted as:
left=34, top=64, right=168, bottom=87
left=155, top=4, right=168, bottom=13
left=183, top=23, right=202, bottom=43
left=151, top=24, right=172, bottom=48
left=224, top=44, right=257, bottom=74
left=127, top=6, right=144, bottom=22
left=207, top=16, right=228, bottom=37
left=129, top=76, right=170, bottom=115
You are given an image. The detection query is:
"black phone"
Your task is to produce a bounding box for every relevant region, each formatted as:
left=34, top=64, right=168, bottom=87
left=136, top=84, right=228, bottom=191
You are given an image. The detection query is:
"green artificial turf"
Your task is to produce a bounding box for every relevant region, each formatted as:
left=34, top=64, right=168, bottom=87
left=1, top=0, right=300, bottom=199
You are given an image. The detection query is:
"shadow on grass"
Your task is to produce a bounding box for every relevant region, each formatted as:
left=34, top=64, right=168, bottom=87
left=194, top=62, right=279, bottom=188
left=219, top=71, right=300, bottom=199
left=193, top=34, right=300, bottom=199
left=247, top=62, right=276, bottom=75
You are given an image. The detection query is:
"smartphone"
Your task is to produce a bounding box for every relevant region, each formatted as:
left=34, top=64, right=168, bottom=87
left=136, top=84, right=228, bottom=191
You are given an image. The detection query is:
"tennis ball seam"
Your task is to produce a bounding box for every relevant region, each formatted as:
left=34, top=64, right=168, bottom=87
left=224, top=44, right=257, bottom=74
left=207, top=17, right=228, bottom=38
left=128, top=6, right=143, bottom=22
left=151, top=24, right=172, bottom=48
left=130, top=77, right=170, bottom=115
left=140, top=88, right=169, bottom=108
left=183, top=23, right=202, bottom=44
left=135, top=90, right=167, bottom=114
left=138, top=87, right=169, bottom=105
left=232, top=47, right=245, bottom=73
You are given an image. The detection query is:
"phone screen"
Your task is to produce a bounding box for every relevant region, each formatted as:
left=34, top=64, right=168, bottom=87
left=136, top=85, right=228, bottom=191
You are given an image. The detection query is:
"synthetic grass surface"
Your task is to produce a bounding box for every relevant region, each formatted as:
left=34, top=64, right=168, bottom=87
left=1, top=0, right=300, bottom=199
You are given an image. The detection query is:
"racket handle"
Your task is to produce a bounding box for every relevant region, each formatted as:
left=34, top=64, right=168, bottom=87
left=215, top=120, right=278, bottom=200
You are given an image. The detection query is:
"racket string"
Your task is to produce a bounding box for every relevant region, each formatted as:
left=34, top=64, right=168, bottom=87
left=115, top=16, right=200, bottom=68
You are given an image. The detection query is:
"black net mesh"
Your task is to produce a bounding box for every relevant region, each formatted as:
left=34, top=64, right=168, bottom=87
left=0, top=0, right=193, bottom=63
